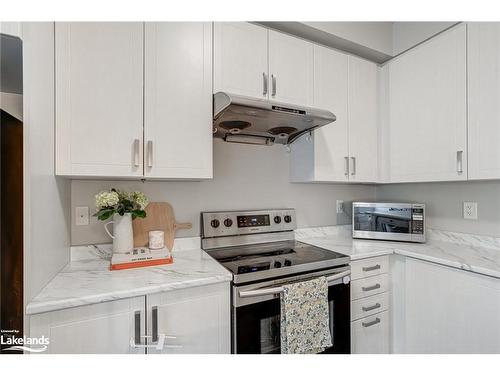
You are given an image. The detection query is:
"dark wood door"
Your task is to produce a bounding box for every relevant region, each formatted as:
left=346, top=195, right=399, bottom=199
left=1, top=109, right=23, bottom=353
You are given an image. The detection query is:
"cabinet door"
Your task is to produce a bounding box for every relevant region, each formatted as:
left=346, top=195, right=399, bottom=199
left=405, top=258, right=500, bottom=353
left=146, top=283, right=230, bottom=354
left=348, top=56, right=379, bottom=182
left=144, top=22, right=212, bottom=179
left=268, top=30, right=314, bottom=106
left=313, top=45, right=349, bottom=181
left=388, top=24, right=467, bottom=182
left=214, top=22, right=268, bottom=99
left=290, top=45, right=348, bottom=182
left=468, top=23, right=500, bottom=179
left=30, top=297, right=146, bottom=354
left=55, top=22, right=144, bottom=177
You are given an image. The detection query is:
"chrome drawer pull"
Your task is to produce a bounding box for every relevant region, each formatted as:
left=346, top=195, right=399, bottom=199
left=362, top=303, right=381, bottom=312
left=362, top=283, right=381, bottom=292
left=362, top=317, right=381, bottom=328
left=362, top=264, right=381, bottom=272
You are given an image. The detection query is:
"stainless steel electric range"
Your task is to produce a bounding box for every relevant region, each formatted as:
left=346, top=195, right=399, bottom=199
left=201, top=209, right=351, bottom=354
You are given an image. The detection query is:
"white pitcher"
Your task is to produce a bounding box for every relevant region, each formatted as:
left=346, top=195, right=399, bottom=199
left=104, top=213, right=134, bottom=254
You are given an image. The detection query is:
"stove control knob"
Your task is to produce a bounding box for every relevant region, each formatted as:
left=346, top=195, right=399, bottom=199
left=224, top=218, right=233, bottom=227
left=274, top=216, right=282, bottom=224
left=284, top=215, right=292, bottom=223
left=210, top=219, right=220, bottom=228
left=284, top=259, right=292, bottom=267
left=274, top=261, right=282, bottom=268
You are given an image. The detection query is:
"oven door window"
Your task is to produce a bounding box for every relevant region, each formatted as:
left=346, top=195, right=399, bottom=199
left=234, top=283, right=350, bottom=354
left=354, top=206, right=411, bottom=233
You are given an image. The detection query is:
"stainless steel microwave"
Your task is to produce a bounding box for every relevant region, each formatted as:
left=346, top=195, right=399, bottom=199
left=352, top=202, right=425, bottom=243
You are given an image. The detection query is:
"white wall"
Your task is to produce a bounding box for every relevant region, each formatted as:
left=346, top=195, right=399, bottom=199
left=376, top=181, right=500, bottom=237
left=303, top=22, right=394, bottom=56
left=71, top=139, right=376, bottom=245
left=23, top=23, right=71, bottom=307
left=392, top=22, right=458, bottom=55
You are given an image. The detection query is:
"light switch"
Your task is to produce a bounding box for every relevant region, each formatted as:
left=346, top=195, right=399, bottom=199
left=463, top=202, right=478, bottom=220
left=76, top=206, right=89, bottom=226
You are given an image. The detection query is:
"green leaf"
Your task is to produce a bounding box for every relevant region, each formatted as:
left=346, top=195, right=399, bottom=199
left=131, top=210, right=146, bottom=220
left=97, top=209, right=114, bottom=221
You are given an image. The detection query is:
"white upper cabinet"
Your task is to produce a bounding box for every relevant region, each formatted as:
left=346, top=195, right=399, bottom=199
left=268, top=30, right=314, bottom=106
left=348, top=56, right=379, bottom=183
left=468, top=23, right=500, bottom=180
left=144, top=22, right=212, bottom=179
left=290, top=47, right=379, bottom=183
left=290, top=45, right=349, bottom=182
left=388, top=24, right=467, bottom=183
left=55, top=23, right=144, bottom=178
left=213, top=22, right=268, bottom=98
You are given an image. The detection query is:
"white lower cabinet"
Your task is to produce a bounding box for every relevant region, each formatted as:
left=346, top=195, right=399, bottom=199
left=350, top=256, right=390, bottom=354
left=402, top=258, right=500, bottom=353
left=146, top=283, right=230, bottom=354
left=29, top=283, right=230, bottom=354
left=30, top=297, right=146, bottom=354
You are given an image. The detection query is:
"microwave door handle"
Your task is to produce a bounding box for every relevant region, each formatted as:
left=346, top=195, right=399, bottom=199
left=238, top=270, right=351, bottom=298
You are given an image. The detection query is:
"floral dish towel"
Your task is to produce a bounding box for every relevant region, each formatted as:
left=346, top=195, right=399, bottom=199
left=280, top=276, right=332, bottom=354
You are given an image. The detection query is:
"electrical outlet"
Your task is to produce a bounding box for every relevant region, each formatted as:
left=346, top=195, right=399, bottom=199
left=463, top=202, right=478, bottom=220
left=336, top=200, right=345, bottom=214
left=75, top=206, right=89, bottom=226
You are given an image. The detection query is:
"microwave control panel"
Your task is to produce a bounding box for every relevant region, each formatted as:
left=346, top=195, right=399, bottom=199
left=411, top=206, right=425, bottom=234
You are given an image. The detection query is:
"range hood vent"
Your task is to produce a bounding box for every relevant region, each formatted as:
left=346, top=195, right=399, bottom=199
left=213, top=92, right=336, bottom=145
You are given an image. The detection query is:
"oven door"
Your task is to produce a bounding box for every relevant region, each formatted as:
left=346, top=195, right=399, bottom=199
left=232, top=267, right=351, bottom=354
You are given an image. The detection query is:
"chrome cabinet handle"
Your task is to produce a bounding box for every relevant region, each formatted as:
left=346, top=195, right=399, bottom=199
left=152, top=306, right=158, bottom=343
left=133, top=139, right=140, bottom=167
left=362, top=317, right=381, bottom=328
left=262, top=72, right=268, bottom=96
left=134, top=311, right=141, bottom=345
left=362, top=283, right=380, bottom=292
left=362, top=303, right=381, bottom=312
left=350, top=156, right=356, bottom=176
left=457, top=150, right=463, bottom=174
left=344, top=156, right=349, bottom=177
left=271, top=74, right=276, bottom=97
left=362, top=264, right=381, bottom=272
left=147, top=140, right=153, bottom=168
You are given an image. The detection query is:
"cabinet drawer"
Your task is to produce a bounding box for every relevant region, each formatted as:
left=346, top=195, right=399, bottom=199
left=351, top=310, right=389, bottom=354
left=351, top=274, right=389, bottom=300
left=351, top=256, right=389, bottom=280
left=351, top=292, right=389, bottom=321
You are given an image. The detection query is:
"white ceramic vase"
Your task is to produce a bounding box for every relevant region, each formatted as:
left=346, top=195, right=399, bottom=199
left=104, top=213, right=134, bottom=254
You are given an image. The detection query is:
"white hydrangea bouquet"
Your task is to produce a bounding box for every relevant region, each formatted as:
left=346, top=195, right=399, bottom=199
left=94, top=189, right=149, bottom=255
left=94, top=189, right=148, bottom=221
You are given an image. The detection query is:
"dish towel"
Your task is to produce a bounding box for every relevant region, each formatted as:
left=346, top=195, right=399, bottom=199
left=280, top=276, right=332, bottom=354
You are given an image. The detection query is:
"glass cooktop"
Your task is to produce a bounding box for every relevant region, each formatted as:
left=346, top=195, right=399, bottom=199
left=207, top=240, right=349, bottom=284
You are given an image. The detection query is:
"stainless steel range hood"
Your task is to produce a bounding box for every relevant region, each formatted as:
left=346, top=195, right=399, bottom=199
left=213, top=92, right=336, bottom=145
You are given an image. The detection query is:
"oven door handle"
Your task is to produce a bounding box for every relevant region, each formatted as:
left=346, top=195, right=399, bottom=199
left=238, top=270, right=351, bottom=298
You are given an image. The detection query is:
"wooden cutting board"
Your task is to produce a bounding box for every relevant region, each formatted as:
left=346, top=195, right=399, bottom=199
left=132, top=202, right=192, bottom=251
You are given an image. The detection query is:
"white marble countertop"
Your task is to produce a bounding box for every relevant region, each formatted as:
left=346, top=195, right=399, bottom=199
left=296, top=226, right=500, bottom=279
left=26, top=238, right=232, bottom=315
